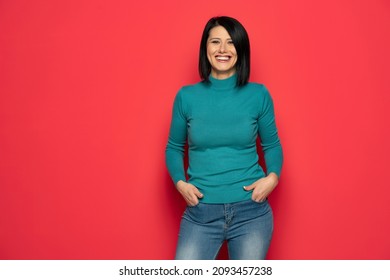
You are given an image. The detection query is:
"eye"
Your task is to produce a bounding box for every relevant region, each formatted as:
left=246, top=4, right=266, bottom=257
left=227, top=40, right=234, bottom=45
left=210, top=40, right=220, bottom=44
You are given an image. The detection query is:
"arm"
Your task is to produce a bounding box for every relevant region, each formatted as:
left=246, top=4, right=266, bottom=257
left=258, top=86, right=283, bottom=178
left=165, top=91, right=203, bottom=206
left=165, top=91, right=187, bottom=185
left=244, top=86, right=283, bottom=201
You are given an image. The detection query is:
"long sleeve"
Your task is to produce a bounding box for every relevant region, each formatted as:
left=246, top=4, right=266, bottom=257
left=257, top=86, right=283, bottom=178
left=165, top=90, right=188, bottom=185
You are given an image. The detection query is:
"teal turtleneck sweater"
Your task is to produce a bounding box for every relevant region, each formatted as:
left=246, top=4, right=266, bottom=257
left=165, top=74, right=283, bottom=203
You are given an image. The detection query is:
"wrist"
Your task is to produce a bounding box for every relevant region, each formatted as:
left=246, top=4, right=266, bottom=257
left=176, top=180, right=187, bottom=189
left=267, top=172, right=279, bottom=186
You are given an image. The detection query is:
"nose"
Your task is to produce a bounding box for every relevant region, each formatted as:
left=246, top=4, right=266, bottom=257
left=219, top=42, right=227, bottom=53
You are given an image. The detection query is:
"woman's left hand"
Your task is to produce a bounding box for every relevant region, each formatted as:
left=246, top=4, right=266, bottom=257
left=243, top=172, right=279, bottom=202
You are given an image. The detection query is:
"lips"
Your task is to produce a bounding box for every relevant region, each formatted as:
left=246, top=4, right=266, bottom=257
left=215, top=55, right=231, bottom=62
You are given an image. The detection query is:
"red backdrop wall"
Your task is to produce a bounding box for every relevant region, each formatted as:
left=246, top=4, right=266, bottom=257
left=1, top=0, right=389, bottom=259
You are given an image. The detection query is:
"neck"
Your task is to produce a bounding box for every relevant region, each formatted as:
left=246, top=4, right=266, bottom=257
left=208, top=73, right=237, bottom=90
left=210, top=69, right=236, bottom=80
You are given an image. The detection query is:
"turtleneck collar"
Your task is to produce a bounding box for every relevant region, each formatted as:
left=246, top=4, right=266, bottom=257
left=208, top=73, right=237, bottom=90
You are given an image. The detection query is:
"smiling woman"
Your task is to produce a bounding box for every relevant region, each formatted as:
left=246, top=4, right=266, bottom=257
left=165, top=16, right=283, bottom=260
left=206, top=26, right=238, bottom=79
left=198, top=17, right=251, bottom=87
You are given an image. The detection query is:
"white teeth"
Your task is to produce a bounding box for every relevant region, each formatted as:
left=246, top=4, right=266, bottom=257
left=216, top=56, right=230, bottom=61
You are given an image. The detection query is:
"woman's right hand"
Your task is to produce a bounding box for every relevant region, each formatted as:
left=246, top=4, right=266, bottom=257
left=176, top=180, right=203, bottom=206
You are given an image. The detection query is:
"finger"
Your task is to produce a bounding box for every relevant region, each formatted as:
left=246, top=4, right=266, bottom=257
left=189, top=196, right=199, bottom=206
left=243, top=184, right=255, bottom=191
left=194, top=189, right=203, bottom=198
left=252, top=193, right=264, bottom=202
left=189, top=190, right=200, bottom=203
left=184, top=195, right=194, bottom=206
left=257, top=197, right=267, bottom=202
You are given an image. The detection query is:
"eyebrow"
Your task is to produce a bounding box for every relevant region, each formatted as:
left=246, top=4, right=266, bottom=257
left=208, top=37, right=232, bottom=40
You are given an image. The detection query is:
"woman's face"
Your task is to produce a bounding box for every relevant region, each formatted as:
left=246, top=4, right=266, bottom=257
left=207, top=25, right=237, bottom=79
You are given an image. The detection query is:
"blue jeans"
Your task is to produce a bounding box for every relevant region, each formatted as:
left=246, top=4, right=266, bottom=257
left=175, top=199, right=273, bottom=260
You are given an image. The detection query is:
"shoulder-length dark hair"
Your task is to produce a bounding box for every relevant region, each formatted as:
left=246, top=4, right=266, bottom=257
left=199, top=16, right=250, bottom=87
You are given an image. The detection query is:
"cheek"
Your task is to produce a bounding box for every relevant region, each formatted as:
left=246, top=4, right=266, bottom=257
left=207, top=46, right=216, bottom=55
left=232, top=53, right=238, bottom=63
left=206, top=53, right=213, bottom=64
left=207, top=51, right=216, bottom=63
left=230, top=54, right=237, bottom=64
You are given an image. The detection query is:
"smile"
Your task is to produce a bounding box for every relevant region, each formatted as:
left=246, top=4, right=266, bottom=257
left=215, top=55, right=231, bottom=62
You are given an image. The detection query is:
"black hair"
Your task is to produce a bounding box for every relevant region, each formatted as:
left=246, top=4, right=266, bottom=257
left=199, top=16, right=250, bottom=86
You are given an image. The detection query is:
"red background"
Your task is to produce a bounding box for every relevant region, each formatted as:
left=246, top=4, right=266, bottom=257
left=1, top=0, right=389, bottom=259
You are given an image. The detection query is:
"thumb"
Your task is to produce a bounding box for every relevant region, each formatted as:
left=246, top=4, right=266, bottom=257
left=194, top=188, right=203, bottom=198
left=243, top=184, right=255, bottom=191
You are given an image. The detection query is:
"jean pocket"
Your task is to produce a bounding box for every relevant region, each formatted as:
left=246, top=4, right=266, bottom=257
left=251, top=198, right=268, bottom=205
left=184, top=202, right=215, bottom=224
left=187, top=202, right=201, bottom=208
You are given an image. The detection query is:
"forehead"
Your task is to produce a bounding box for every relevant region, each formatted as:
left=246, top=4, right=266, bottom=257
left=208, top=25, right=231, bottom=39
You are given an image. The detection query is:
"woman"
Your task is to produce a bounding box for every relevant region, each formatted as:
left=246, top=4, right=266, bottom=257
left=165, top=16, right=283, bottom=260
